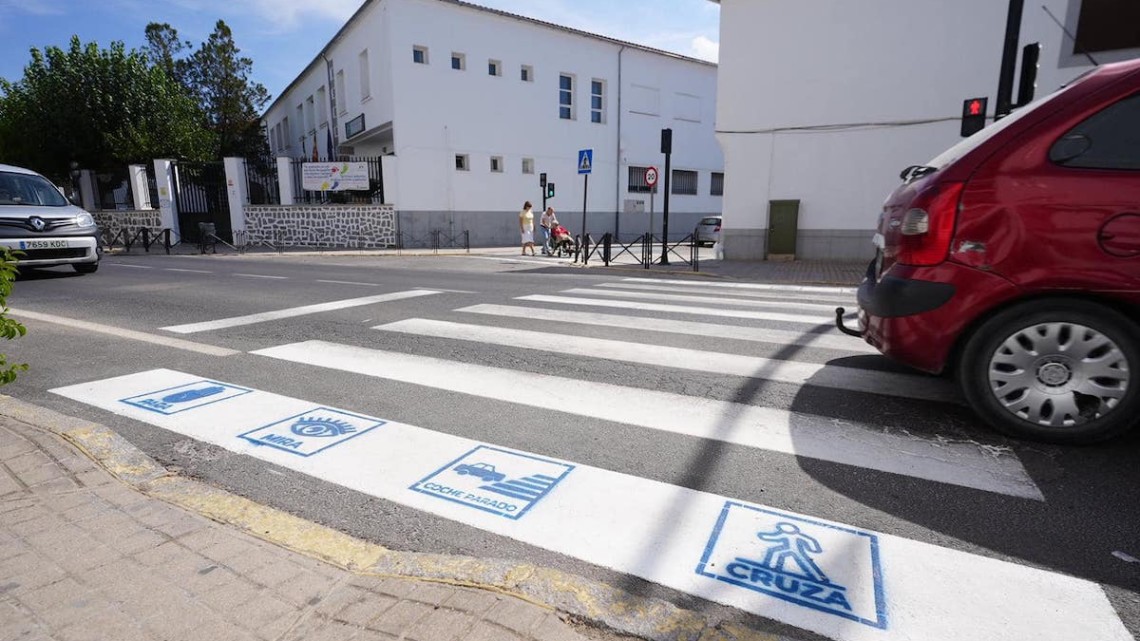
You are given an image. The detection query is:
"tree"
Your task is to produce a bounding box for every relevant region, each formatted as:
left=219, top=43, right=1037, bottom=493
left=187, top=20, right=271, bottom=159
left=0, top=36, right=213, bottom=174
left=143, top=22, right=192, bottom=89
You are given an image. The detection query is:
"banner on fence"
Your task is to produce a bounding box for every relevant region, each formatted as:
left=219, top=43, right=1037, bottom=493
left=301, top=162, right=369, bottom=191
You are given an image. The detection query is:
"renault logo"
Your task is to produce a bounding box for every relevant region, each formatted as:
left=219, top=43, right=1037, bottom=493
left=28, top=217, right=46, bottom=232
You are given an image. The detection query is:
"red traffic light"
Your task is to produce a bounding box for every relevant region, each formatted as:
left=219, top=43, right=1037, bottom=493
left=969, top=100, right=983, bottom=115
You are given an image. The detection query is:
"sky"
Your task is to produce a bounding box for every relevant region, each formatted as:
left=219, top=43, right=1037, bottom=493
left=0, top=0, right=720, bottom=103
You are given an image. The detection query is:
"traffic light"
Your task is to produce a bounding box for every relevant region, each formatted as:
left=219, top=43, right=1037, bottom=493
left=1016, top=43, right=1041, bottom=108
left=660, top=128, right=673, bottom=154
left=546, top=182, right=555, bottom=199
left=960, top=97, right=988, bottom=137
left=539, top=172, right=547, bottom=188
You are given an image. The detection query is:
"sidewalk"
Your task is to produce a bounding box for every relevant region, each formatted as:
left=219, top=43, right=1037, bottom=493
left=107, top=242, right=868, bottom=287
left=0, top=398, right=787, bottom=641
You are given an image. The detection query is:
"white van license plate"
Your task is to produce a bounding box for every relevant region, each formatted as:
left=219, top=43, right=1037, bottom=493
left=20, top=240, right=69, bottom=250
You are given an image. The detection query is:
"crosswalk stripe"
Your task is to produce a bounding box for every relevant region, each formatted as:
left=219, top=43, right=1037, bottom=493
left=160, top=290, right=442, bottom=334
left=561, top=287, right=847, bottom=312
left=519, top=295, right=843, bottom=325
left=374, top=319, right=955, bottom=403
left=596, top=282, right=857, bottom=304
left=53, top=369, right=1116, bottom=641
left=251, top=341, right=1036, bottom=498
left=622, top=277, right=859, bottom=296
left=458, top=304, right=878, bottom=354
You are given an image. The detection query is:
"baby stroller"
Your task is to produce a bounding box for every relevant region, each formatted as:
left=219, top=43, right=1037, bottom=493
left=549, top=224, right=575, bottom=257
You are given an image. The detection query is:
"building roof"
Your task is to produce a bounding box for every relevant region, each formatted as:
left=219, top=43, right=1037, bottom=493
left=263, top=0, right=716, bottom=117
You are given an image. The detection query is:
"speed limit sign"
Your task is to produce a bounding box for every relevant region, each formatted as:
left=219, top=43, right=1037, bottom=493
left=645, top=166, right=659, bottom=188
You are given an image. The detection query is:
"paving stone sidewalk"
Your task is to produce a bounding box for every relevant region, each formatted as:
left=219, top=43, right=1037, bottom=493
left=0, top=415, right=628, bottom=641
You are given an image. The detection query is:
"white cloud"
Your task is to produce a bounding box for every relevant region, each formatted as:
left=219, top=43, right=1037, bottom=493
left=690, top=35, right=719, bottom=62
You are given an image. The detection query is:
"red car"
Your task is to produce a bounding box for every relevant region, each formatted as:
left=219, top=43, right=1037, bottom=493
left=841, top=58, right=1140, bottom=444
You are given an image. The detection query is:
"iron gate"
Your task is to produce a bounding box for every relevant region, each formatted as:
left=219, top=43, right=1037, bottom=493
left=173, top=161, right=230, bottom=243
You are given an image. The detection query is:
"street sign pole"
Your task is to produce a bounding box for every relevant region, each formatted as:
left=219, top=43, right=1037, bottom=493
left=660, top=129, right=673, bottom=265
left=578, top=149, right=593, bottom=243
left=644, top=166, right=659, bottom=243
left=581, top=174, right=589, bottom=241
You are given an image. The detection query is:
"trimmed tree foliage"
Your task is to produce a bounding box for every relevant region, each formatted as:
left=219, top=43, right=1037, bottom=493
left=0, top=36, right=213, bottom=174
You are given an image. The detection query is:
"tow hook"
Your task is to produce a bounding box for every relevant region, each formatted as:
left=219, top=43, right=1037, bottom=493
left=835, top=307, right=864, bottom=338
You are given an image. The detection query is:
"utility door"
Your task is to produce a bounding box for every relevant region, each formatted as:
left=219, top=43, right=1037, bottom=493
left=768, top=199, right=800, bottom=257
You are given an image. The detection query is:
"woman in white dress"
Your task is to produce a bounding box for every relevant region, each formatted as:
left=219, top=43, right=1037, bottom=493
left=519, top=201, right=537, bottom=256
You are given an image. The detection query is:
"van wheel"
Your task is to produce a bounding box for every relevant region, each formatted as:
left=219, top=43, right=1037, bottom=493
left=959, top=300, right=1139, bottom=444
left=73, top=263, right=98, bottom=274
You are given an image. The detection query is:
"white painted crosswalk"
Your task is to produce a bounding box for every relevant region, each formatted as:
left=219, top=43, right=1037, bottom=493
left=51, top=369, right=1127, bottom=641
left=457, top=304, right=879, bottom=353
left=49, top=277, right=1133, bottom=641
left=373, top=318, right=957, bottom=403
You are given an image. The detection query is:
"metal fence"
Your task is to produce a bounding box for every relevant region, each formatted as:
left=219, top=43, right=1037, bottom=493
left=574, top=229, right=701, bottom=272
left=289, top=156, right=385, bottom=205
left=244, top=158, right=280, bottom=205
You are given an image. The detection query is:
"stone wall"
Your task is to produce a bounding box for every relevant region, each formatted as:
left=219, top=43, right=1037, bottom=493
left=244, top=205, right=396, bottom=248
left=93, top=210, right=163, bottom=238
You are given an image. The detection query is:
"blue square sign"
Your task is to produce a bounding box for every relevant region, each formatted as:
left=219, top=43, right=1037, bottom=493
left=578, top=149, right=593, bottom=175
left=121, top=380, right=252, bottom=415
left=695, top=501, right=887, bottom=629
left=411, top=445, right=574, bottom=519
left=239, top=407, right=386, bottom=457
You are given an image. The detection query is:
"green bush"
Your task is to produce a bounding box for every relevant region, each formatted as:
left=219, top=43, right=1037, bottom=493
left=0, top=249, right=28, bottom=384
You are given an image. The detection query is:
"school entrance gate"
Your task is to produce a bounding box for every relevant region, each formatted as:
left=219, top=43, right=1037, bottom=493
left=173, top=161, right=230, bottom=243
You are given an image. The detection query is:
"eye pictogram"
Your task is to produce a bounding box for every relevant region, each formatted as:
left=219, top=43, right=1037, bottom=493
left=290, top=417, right=356, bottom=438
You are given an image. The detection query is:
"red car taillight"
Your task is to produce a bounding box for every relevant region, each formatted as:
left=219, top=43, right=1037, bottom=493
left=714, top=225, right=721, bottom=232
left=897, top=182, right=964, bottom=267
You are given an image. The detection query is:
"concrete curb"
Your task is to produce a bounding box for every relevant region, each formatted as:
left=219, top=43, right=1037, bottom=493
left=0, top=395, right=792, bottom=641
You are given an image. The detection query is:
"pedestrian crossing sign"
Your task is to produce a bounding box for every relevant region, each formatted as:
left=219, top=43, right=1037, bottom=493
left=578, top=149, right=593, bottom=175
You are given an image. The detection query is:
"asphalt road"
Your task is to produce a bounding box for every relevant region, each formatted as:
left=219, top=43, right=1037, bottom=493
left=4, top=251, right=1138, bottom=641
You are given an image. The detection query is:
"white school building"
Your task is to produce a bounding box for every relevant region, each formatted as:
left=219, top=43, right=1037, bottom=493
left=262, top=0, right=725, bottom=247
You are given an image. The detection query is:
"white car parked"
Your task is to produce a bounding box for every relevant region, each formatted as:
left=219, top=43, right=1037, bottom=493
left=0, top=164, right=99, bottom=274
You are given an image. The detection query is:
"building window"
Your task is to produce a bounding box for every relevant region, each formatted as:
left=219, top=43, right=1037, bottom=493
left=490, top=156, right=504, bottom=173
left=413, top=46, right=428, bottom=64
left=295, top=104, right=303, bottom=143
left=521, top=65, right=533, bottom=82
left=627, top=166, right=657, bottom=194
left=335, top=71, right=346, bottom=115
left=455, top=154, right=469, bottom=171
left=672, top=170, right=698, bottom=196
left=559, top=74, right=575, bottom=120
left=590, top=79, right=605, bottom=124
left=316, top=86, right=327, bottom=126
left=488, top=59, right=502, bottom=77
left=281, top=117, right=289, bottom=149
left=522, top=158, right=534, bottom=174
left=305, top=95, right=315, bottom=133
left=359, top=49, right=371, bottom=99
left=1074, top=0, right=1140, bottom=54
left=711, top=172, right=724, bottom=196
left=451, top=53, right=465, bottom=71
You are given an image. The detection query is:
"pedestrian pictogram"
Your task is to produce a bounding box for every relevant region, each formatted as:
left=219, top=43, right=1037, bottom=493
left=960, top=96, right=988, bottom=138
left=756, top=522, right=831, bottom=584
left=696, top=501, right=886, bottom=629
left=578, top=149, right=593, bottom=175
